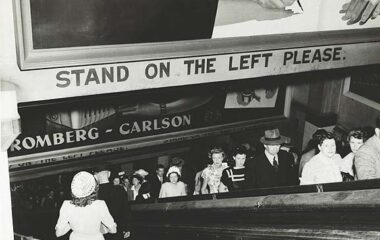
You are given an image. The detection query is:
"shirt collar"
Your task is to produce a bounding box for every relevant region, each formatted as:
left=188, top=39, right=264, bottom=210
left=157, top=175, right=163, bottom=182
left=264, top=150, right=278, bottom=166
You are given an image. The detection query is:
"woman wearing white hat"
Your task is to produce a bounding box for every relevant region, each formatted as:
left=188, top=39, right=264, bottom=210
left=55, top=171, right=116, bottom=240
left=159, top=166, right=187, bottom=198
left=132, top=169, right=152, bottom=202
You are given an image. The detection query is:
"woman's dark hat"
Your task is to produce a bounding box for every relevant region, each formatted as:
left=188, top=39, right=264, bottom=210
left=260, top=128, right=289, bottom=145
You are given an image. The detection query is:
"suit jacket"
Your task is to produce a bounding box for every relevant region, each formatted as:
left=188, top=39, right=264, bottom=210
left=98, top=183, right=132, bottom=239
left=355, top=135, right=380, bottom=180
left=250, top=150, right=299, bottom=188
left=135, top=181, right=153, bottom=203
left=148, top=175, right=163, bottom=199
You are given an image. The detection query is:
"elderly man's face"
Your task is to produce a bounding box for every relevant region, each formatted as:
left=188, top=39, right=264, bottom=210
left=264, top=144, right=281, bottom=156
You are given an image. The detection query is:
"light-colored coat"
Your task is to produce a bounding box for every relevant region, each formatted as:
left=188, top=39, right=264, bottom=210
left=354, top=135, right=380, bottom=180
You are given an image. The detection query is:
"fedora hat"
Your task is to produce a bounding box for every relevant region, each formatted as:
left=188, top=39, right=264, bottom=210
left=260, top=128, right=288, bottom=145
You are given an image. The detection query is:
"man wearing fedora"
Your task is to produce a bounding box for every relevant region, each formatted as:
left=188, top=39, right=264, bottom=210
left=94, top=165, right=132, bottom=239
left=250, top=128, right=299, bottom=188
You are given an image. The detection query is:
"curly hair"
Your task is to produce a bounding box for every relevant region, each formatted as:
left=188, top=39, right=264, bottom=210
left=317, top=131, right=336, bottom=146
left=347, top=128, right=364, bottom=142
left=231, top=145, right=247, bottom=157
left=312, top=129, right=328, bottom=143
left=208, top=146, right=225, bottom=159
left=70, top=182, right=99, bottom=207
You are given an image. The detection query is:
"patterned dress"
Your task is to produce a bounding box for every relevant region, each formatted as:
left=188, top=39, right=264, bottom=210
left=201, top=163, right=228, bottom=193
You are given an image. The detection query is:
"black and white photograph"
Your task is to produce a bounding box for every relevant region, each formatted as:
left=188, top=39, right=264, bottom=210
left=1, top=0, right=380, bottom=239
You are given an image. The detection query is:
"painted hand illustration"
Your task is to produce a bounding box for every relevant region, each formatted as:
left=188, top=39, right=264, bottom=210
left=340, top=0, right=380, bottom=25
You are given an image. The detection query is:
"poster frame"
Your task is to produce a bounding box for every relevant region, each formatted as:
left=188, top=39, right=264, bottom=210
left=343, top=76, right=380, bottom=111
left=13, top=0, right=380, bottom=70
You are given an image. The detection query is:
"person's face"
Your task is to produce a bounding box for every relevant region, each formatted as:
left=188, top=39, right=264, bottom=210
left=234, top=154, right=246, bottom=168
left=264, top=144, right=281, bottom=156
left=113, top=178, right=120, bottom=185
left=132, top=177, right=140, bottom=186
left=212, top=152, right=224, bottom=166
left=123, top=178, right=130, bottom=187
left=169, top=173, right=179, bottom=183
left=349, top=136, right=363, bottom=153
left=318, top=138, right=336, bottom=158
left=156, top=168, right=165, bottom=177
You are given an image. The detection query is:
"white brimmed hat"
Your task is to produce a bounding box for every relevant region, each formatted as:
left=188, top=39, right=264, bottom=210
left=166, top=166, right=181, bottom=177
left=71, top=171, right=96, bottom=198
left=134, top=169, right=149, bottom=178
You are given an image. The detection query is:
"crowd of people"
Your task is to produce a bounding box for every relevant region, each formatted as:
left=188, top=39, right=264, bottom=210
left=111, top=115, right=380, bottom=201
left=11, top=115, right=380, bottom=239
left=11, top=175, right=70, bottom=211
left=299, top=118, right=379, bottom=184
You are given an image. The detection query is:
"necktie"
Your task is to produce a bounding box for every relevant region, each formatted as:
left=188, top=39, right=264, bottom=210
left=273, top=157, right=279, bottom=173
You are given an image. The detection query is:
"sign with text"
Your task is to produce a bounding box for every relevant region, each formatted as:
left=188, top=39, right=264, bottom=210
left=8, top=86, right=286, bottom=168
left=54, top=46, right=344, bottom=88
left=9, top=42, right=380, bottom=103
